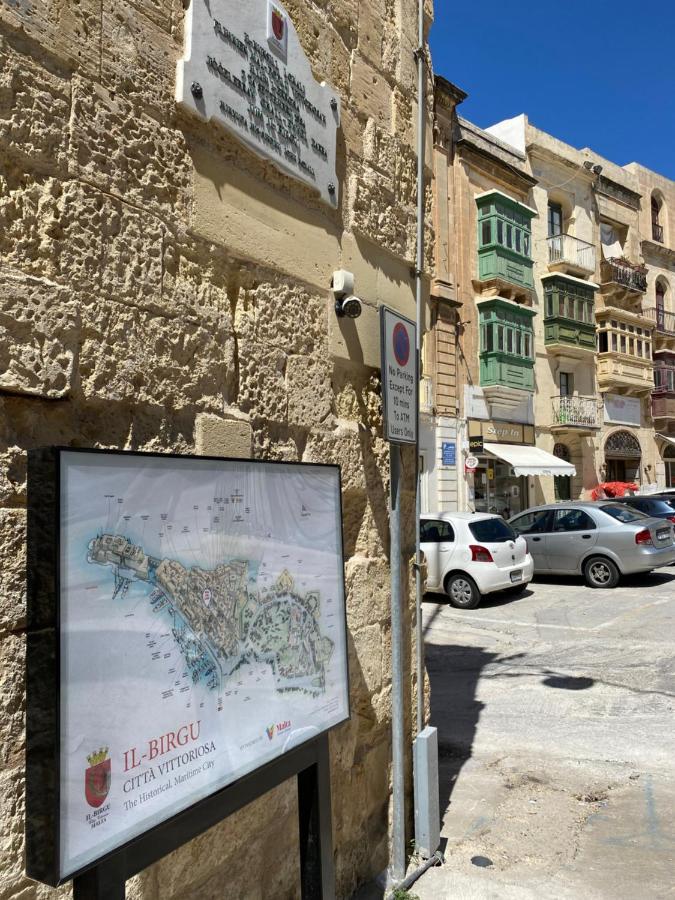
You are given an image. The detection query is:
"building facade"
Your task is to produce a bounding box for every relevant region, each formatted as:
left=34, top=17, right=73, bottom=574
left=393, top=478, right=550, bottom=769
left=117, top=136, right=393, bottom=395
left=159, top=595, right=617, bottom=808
left=427, top=99, right=675, bottom=515
left=0, top=1, right=432, bottom=897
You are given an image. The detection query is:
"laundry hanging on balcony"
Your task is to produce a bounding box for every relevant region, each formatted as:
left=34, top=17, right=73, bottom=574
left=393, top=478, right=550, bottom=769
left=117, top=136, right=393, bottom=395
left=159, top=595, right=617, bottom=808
left=600, top=222, right=623, bottom=259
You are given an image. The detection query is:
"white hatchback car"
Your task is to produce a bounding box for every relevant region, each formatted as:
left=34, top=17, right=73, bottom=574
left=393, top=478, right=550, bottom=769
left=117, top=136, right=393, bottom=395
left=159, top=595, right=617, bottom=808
left=421, top=512, right=534, bottom=609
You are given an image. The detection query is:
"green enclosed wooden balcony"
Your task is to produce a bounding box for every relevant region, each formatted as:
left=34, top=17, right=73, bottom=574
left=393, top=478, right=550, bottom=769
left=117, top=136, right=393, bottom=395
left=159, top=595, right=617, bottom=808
left=475, top=190, right=536, bottom=301
left=542, top=273, right=597, bottom=358
left=478, top=297, right=536, bottom=393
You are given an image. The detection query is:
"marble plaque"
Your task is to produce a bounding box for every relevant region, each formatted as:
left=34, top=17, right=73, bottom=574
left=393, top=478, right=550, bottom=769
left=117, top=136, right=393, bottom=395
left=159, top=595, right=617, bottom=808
left=177, top=0, right=340, bottom=207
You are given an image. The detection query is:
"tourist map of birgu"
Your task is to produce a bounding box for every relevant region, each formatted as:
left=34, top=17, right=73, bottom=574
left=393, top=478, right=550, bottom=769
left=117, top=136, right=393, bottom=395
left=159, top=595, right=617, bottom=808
left=58, top=451, right=349, bottom=878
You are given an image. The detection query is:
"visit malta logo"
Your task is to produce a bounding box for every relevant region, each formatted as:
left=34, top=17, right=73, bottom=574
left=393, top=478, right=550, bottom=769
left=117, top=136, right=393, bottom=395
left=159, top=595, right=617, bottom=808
left=266, top=724, right=276, bottom=741
left=85, top=747, right=111, bottom=808
left=267, top=1, right=288, bottom=58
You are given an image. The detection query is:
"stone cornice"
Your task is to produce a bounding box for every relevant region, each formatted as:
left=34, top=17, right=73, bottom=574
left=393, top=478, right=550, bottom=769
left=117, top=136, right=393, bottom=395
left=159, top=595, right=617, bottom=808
left=595, top=175, right=641, bottom=210
left=455, top=142, right=537, bottom=192
left=434, top=75, right=468, bottom=110
left=641, top=239, right=675, bottom=264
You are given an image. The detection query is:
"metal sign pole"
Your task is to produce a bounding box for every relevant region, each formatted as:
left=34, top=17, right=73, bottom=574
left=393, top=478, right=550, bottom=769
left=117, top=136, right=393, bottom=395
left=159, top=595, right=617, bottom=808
left=389, top=441, right=406, bottom=882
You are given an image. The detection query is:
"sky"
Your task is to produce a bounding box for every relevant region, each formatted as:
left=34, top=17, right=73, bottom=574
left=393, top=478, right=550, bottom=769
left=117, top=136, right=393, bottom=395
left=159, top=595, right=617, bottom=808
left=430, top=0, right=675, bottom=181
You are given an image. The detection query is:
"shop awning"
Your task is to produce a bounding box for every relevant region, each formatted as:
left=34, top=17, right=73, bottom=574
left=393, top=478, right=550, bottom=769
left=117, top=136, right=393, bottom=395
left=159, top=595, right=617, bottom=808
left=483, top=442, right=577, bottom=477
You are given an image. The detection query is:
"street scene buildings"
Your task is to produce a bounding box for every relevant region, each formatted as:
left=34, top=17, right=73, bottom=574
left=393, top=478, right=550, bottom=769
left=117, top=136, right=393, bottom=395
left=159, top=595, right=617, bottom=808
left=424, top=91, right=675, bottom=515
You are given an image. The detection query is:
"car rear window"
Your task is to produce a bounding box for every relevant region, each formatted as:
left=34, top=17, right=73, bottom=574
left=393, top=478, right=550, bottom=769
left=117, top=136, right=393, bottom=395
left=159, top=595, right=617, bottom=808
left=469, top=518, right=516, bottom=543
left=644, top=499, right=675, bottom=514
left=600, top=504, right=649, bottom=523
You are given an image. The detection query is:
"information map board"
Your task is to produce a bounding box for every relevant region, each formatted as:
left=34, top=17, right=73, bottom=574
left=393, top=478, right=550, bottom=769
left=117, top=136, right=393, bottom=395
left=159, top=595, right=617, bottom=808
left=26, top=449, right=349, bottom=884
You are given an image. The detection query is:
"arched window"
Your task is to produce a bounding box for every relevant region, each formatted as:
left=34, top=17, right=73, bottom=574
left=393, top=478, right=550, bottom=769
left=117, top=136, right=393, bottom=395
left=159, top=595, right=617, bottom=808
left=652, top=194, right=664, bottom=243
left=605, top=431, right=641, bottom=457
left=656, top=280, right=666, bottom=329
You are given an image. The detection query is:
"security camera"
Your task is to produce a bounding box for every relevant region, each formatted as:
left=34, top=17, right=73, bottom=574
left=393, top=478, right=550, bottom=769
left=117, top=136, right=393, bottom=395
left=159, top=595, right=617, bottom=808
left=331, top=270, right=362, bottom=319
left=335, top=295, right=363, bottom=319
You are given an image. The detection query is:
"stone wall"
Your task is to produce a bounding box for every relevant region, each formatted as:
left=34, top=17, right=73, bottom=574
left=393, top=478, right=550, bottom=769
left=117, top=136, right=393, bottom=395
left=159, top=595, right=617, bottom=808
left=0, top=0, right=431, bottom=897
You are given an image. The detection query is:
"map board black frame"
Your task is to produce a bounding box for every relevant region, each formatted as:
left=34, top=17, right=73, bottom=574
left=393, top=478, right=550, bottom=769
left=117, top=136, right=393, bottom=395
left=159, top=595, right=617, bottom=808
left=26, top=447, right=349, bottom=894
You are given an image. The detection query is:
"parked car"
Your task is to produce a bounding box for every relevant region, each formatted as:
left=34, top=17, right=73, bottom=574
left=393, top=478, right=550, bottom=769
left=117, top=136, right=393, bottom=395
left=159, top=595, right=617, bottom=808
left=508, top=502, right=675, bottom=588
left=611, top=495, right=675, bottom=523
left=420, top=512, right=534, bottom=609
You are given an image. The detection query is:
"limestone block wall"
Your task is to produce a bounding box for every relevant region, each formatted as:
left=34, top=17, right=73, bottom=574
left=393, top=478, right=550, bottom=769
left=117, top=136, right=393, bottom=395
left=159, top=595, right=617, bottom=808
left=0, top=0, right=431, bottom=897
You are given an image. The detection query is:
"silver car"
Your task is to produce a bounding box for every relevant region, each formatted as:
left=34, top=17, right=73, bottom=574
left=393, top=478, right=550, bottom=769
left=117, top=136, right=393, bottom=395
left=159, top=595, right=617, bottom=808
left=509, top=501, right=675, bottom=588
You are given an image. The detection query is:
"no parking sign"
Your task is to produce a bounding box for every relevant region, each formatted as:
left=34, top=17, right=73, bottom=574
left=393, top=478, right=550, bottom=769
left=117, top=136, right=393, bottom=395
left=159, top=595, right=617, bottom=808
left=380, top=307, right=417, bottom=444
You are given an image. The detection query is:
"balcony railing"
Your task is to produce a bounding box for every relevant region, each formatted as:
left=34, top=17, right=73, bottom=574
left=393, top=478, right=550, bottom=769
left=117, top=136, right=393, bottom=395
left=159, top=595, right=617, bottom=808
left=643, top=307, right=675, bottom=335
left=652, top=223, right=664, bottom=243
left=653, top=367, right=675, bottom=394
left=547, top=234, right=596, bottom=273
left=551, top=395, right=599, bottom=428
left=601, top=257, right=648, bottom=293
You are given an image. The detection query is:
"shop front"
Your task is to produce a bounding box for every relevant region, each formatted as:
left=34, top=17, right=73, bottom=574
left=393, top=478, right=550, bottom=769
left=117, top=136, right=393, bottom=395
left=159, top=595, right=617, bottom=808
left=468, top=420, right=576, bottom=516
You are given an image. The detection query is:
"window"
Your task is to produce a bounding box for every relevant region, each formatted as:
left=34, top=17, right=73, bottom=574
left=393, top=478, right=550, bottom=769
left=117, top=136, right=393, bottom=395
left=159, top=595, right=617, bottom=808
left=552, top=509, right=596, bottom=532
left=510, top=511, right=551, bottom=535
left=598, top=331, right=608, bottom=352
left=479, top=301, right=535, bottom=363
left=559, top=372, right=573, bottom=396
left=600, top=505, right=648, bottom=524
left=497, top=220, right=504, bottom=244
left=468, top=518, right=516, bottom=543
left=420, top=519, right=455, bottom=543
left=548, top=202, right=563, bottom=238
left=506, top=224, right=513, bottom=248
left=481, top=221, right=491, bottom=246
left=515, top=230, right=522, bottom=253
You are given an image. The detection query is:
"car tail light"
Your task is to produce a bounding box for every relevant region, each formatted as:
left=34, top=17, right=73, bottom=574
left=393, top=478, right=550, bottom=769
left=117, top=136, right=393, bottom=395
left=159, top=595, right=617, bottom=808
left=635, top=529, right=653, bottom=546
left=470, top=545, right=494, bottom=562
left=667, top=516, right=675, bottom=524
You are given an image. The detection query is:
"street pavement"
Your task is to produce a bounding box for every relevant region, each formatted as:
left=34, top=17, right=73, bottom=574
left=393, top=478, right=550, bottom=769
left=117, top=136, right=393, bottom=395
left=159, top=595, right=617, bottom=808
left=411, top=570, right=675, bottom=900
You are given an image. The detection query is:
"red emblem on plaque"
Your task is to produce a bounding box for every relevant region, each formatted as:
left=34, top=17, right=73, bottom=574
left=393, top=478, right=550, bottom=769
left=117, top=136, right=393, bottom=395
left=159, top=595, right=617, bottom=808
left=272, top=7, right=285, bottom=41
left=85, top=748, right=111, bottom=808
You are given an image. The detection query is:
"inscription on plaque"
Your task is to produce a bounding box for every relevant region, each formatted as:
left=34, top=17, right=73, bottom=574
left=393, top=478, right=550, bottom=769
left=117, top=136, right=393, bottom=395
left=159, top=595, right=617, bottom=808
left=177, top=0, right=340, bottom=207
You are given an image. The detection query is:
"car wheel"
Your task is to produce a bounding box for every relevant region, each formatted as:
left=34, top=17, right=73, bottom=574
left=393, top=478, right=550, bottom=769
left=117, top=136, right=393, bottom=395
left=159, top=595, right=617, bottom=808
left=444, top=573, right=480, bottom=609
left=584, top=556, right=620, bottom=589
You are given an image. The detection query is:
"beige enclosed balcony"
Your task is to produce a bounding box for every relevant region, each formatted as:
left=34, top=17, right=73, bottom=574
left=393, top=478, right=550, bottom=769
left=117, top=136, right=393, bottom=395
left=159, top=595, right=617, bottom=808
left=597, top=354, right=654, bottom=394
left=551, top=394, right=600, bottom=432
left=547, top=235, right=596, bottom=278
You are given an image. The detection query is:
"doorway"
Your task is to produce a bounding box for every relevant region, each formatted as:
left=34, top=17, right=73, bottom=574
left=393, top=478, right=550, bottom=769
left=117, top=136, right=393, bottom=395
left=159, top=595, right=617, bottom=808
left=604, top=430, right=641, bottom=484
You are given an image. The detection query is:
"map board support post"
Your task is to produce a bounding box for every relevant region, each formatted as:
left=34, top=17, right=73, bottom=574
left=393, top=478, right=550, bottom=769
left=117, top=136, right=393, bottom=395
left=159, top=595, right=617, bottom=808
left=389, top=441, right=406, bottom=882
left=298, top=733, right=335, bottom=899
left=73, top=858, right=126, bottom=900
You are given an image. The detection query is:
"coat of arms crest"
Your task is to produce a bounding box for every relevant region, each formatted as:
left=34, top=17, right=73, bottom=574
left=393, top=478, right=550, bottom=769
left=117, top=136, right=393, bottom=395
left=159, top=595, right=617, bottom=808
left=267, top=2, right=288, bottom=57
left=85, top=747, right=111, bottom=808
